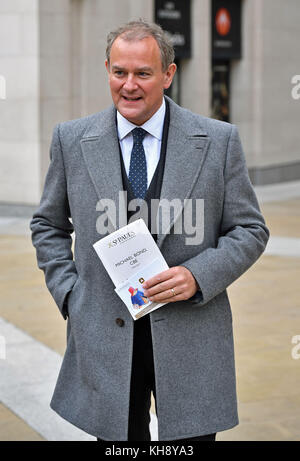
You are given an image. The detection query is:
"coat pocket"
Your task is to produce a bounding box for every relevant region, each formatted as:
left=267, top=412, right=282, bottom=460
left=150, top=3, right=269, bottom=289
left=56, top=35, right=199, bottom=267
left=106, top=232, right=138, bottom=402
left=66, top=276, right=82, bottom=318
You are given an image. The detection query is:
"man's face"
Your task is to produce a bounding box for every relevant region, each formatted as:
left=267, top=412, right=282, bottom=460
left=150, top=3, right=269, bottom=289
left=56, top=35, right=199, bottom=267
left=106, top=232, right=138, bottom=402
left=105, top=35, right=176, bottom=125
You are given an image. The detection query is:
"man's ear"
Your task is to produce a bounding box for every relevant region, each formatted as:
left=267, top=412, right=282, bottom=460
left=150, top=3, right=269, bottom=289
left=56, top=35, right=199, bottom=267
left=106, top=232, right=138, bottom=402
left=105, top=59, right=110, bottom=73
left=163, top=63, right=177, bottom=90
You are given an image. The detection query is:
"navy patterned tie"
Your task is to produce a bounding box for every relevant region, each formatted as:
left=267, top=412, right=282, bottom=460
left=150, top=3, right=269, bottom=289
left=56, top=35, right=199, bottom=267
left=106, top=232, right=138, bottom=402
left=128, top=127, right=148, bottom=199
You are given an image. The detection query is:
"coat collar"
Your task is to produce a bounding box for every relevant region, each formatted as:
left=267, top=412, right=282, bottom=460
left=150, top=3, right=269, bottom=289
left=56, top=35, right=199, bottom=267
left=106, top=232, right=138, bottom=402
left=80, top=97, right=210, bottom=246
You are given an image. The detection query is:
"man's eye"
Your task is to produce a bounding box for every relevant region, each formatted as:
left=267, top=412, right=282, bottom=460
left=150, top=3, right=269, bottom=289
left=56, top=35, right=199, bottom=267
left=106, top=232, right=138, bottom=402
left=114, top=71, right=124, bottom=76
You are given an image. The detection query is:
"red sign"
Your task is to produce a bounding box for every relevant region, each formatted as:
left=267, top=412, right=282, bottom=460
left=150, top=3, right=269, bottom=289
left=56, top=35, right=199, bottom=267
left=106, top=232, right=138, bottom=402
left=212, top=0, right=241, bottom=60
left=215, top=7, right=231, bottom=36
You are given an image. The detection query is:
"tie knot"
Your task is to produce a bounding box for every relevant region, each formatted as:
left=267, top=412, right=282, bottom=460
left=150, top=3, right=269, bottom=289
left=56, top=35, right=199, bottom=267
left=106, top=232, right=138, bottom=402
left=132, top=127, right=147, bottom=143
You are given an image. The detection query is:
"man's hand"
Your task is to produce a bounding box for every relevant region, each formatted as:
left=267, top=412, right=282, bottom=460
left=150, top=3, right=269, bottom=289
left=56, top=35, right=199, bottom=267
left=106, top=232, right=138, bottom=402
left=142, top=266, right=199, bottom=304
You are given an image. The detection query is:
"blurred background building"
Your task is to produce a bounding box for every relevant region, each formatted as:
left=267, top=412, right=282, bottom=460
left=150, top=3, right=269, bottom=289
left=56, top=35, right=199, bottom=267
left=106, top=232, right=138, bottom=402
left=0, top=0, right=300, bottom=207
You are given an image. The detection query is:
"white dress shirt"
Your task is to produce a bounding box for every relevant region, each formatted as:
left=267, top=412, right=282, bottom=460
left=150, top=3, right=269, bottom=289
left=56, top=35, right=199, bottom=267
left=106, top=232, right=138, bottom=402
left=117, top=99, right=166, bottom=188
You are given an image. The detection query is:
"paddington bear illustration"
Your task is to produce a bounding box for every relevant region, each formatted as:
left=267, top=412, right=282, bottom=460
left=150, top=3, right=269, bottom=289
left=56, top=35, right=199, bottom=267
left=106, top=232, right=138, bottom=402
left=128, top=286, right=149, bottom=310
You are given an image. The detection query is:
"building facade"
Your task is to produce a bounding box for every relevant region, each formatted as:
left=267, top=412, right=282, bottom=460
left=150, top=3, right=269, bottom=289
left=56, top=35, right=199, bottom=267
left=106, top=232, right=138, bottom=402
left=0, top=0, right=299, bottom=206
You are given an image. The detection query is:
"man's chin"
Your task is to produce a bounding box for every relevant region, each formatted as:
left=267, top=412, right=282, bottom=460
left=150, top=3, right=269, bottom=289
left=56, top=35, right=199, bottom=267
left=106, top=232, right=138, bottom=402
left=118, top=106, right=147, bottom=126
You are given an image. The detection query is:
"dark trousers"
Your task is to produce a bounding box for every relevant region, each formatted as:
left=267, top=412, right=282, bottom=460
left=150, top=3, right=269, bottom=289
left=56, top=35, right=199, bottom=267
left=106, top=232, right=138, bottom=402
left=98, top=316, right=216, bottom=442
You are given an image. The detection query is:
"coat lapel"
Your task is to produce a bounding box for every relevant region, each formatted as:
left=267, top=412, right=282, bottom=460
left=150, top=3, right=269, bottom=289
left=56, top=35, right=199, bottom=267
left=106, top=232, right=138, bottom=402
left=156, top=100, right=211, bottom=248
left=80, top=106, right=127, bottom=232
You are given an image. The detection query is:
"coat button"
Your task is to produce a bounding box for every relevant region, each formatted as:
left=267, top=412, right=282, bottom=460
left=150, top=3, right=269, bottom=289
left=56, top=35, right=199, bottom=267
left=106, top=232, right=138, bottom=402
left=115, top=318, right=125, bottom=327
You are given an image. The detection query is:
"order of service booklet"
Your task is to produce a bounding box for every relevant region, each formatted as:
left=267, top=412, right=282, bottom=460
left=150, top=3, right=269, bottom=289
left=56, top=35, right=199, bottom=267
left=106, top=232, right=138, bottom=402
left=93, top=219, right=169, bottom=320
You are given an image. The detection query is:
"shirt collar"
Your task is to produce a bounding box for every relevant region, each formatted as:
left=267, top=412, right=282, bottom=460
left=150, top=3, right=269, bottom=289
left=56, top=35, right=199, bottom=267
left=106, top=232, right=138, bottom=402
left=117, top=98, right=166, bottom=141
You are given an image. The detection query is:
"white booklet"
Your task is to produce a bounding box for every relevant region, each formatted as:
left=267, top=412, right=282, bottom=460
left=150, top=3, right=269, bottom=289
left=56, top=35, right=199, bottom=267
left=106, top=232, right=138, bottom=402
left=93, top=219, right=169, bottom=320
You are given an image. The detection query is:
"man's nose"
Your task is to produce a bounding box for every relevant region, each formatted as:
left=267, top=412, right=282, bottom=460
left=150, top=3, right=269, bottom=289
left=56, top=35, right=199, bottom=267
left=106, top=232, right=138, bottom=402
left=123, top=74, right=138, bottom=91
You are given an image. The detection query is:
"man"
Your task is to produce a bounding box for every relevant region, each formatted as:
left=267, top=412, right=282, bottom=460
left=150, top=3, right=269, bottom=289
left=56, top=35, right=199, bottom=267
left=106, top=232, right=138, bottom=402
left=30, top=20, right=269, bottom=441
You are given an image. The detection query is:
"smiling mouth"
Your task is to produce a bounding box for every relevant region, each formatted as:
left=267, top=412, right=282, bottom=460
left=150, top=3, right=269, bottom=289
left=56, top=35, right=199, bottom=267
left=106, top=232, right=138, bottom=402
left=122, top=96, right=142, bottom=101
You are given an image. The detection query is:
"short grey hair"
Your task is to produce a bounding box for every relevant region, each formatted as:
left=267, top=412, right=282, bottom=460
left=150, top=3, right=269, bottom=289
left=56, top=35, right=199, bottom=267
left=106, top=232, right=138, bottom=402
left=106, top=19, right=175, bottom=72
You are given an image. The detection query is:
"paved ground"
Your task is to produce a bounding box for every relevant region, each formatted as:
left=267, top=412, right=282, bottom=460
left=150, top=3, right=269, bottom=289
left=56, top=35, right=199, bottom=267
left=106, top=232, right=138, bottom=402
left=0, top=181, right=300, bottom=441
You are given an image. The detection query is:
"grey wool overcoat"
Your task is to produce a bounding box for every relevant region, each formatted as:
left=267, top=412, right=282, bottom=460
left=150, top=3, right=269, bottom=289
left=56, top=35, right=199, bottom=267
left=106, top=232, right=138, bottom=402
left=30, top=96, right=269, bottom=440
